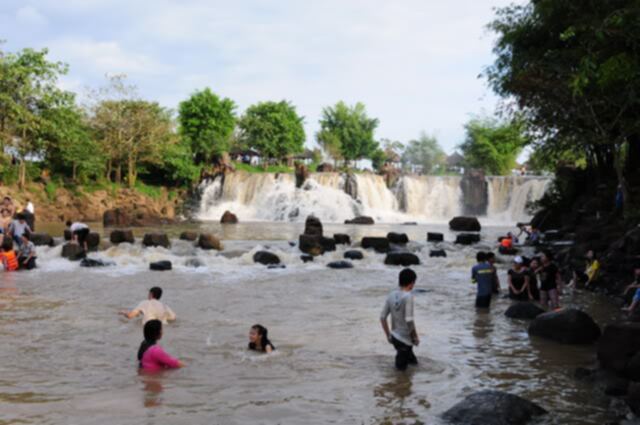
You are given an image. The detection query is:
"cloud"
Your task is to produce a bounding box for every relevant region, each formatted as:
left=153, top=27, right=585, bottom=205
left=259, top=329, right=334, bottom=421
left=15, top=5, right=47, bottom=26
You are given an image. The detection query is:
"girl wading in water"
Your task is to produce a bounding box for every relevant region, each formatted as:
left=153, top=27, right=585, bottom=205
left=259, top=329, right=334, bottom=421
left=138, top=320, right=184, bottom=372
left=248, top=324, right=275, bottom=353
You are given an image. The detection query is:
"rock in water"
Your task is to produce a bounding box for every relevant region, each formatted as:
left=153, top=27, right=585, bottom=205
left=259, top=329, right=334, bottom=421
left=304, top=215, right=323, bottom=236
left=143, top=233, right=170, bottom=249
left=384, top=252, right=420, bottom=266
left=597, top=322, right=640, bottom=375
left=333, top=234, right=351, bottom=245
left=30, top=233, right=55, bottom=247
left=455, top=234, right=481, bottom=245
left=80, top=258, right=113, bottom=267
left=299, top=234, right=325, bottom=256
left=110, top=230, right=134, bottom=244
left=198, top=233, right=222, bottom=250
left=345, top=216, right=375, bottom=225
left=387, top=232, right=409, bottom=244
left=505, top=303, right=545, bottom=320
left=86, top=232, right=101, bottom=251
left=427, top=232, right=444, bottom=242
left=179, top=231, right=198, bottom=241
left=449, top=216, right=481, bottom=232
left=61, top=243, right=86, bottom=261
left=528, top=308, right=601, bottom=344
left=253, top=251, right=281, bottom=265
left=327, top=261, right=353, bottom=269
left=300, top=254, right=314, bottom=263
left=320, top=237, right=336, bottom=252
left=220, top=210, right=238, bottom=224
left=442, top=390, right=547, bottom=425
left=361, top=237, right=390, bottom=253
left=268, top=264, right=286, bottom=269
left=185, top=258, right=204, bottom=268
left=344, top=250, right=364, bottom=260
left=103, top=208, right=130, bottom=227
left=149, top=261, right=172, bottom=271
left=430, top=249, right=447, bottom=258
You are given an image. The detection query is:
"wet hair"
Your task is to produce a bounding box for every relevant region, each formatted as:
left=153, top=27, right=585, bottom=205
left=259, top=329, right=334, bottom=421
left=249, top=324, right=275, bottom=352
left=1, top=238, right=14, bottom=251
left=476, top=251, right=486, bottom=262
left=149, top=287, right=163, bottom=300
left=138, top=320, right=162, bottom=365
left=486, top=252, right=496, bottom=261
left=65, top=220, right=72, bottom=227
left=399, top=268, right=417, bottom=287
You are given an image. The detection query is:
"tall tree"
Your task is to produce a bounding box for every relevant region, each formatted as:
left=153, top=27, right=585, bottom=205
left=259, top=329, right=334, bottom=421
left=237, top=100, right=305, bottom=162
left=178, top=88, right=236, bottom=164
left=316, top=101, right=379, bottom=165
left=459, top=118, right=527, bottom=175
left=401, top=133, right=446, bottom=174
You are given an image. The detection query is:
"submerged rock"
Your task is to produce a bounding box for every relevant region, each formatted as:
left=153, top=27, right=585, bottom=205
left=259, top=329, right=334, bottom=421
left=198, top=233, right=222, bottom=250
left=449, top=216, right=481, bottom=232
left=333, top=234, right=351, bottom=245
left=427, top=232, right=444, bottom=242
left=80, top=258, right=113, bottom=267
left=268, top=264, right=286, bottom=269
left=143, top=233, right=171, bottom=249
left=220, top=210, right=238, bottom=224
left=455, top=233, right=481, bottom=245
left=327, top=261, right=353, bottom=269
left=387, top=232, right=409, bottom=244
left=344, top=250, right=364, bottom=260
left=61, top=243, right=86, bottom=261
left=185, top=258, right=205, bottom=268
left=442, top=390, right=547, bottom=425
left=345, top=216, right=375, bottom=225
left=300, top=254, right=314, bottom=263
left=505, top=303, right=545, bottom=320
left=110, top=229, right=134, bottom=245
left=384, top=252, right=420, bottom=266
left=149, top=260, right=172, bottom=271
left=361, top=237, right=390, bottom=253
left=253, top=251, right=281, bottom=265
left=429, top=249, right=447, bottom=258
left=528, top=308, right=601, bottom=344
left=30, top=233, right=55, bottom=247
left=179, top=231, right=198, bottom=242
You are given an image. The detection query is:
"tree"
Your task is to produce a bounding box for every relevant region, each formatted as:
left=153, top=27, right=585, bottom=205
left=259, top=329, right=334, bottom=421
left=401, top=133, right=446, bottom=174
left=316, top=101, right=379, bottom=165
left=237, top=100, right=305, bottom=162
left=459, top=118, right=527, bottom=175
left=0, top=46, right=69, bottom=187
left=178, top=88, right=236, bottom=164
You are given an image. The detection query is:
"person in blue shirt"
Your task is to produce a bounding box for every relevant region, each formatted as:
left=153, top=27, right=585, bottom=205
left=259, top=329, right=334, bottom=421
left=472, top=252, right=495, bottom=309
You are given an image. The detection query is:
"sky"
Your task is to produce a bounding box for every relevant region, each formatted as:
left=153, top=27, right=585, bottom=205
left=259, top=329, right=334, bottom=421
left=1, top=0, right=522, bottom=155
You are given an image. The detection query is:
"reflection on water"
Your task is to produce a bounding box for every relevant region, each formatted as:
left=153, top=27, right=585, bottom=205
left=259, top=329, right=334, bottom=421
left=0, top=223, right=625, bottom=424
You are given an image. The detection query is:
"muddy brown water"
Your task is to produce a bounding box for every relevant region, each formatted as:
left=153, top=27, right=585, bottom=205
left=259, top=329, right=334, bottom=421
left=0, top=222, right=625, bottom=424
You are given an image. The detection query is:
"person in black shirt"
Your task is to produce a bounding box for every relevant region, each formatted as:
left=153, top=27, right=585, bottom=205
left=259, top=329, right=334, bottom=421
left=508, top=256, right=532, bottom=301
left=523, top=257, right=540, bottom=301
left=535, top=251, right=561, bottom=309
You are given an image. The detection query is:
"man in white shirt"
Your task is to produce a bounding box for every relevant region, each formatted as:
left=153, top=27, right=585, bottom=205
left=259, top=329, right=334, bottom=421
left=119, top=287, right=177, bottom=324
left=66, top=220, right=89, bottom=251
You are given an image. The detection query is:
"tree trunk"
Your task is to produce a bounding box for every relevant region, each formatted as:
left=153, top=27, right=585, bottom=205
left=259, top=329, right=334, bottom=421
left=127, top=155, right=136, bottom=188
left=18, top=159, right=26, bottom=189
left=106, top=160, right=112, bottom=181
left=72, top=163, right=78, bottom=182
left=115, top=164, right=122, bottom=185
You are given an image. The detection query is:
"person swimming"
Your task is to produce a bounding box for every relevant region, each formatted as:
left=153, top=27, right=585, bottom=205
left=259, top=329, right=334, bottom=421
left=248, top=324, right=275, bottom=353
left=138, top=320, right=184, bottom=372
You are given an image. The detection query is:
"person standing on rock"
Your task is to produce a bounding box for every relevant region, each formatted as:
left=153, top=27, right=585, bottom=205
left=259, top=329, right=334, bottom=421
left=66, top=221, right=89, bottom=252
left=380, top=268, right=419, bottom=371
left=507, top=256, right=532, bottom=301
left=472, top=252, right=495, bottom=309
left=535, top=251, right=562, bottom=310
left=120, top=287, right=177, bottom=325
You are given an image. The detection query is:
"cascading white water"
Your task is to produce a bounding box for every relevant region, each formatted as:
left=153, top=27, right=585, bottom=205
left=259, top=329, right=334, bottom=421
left=486, top=176, right=551, bottom=223
left=197, top=171, right=550, bottom=224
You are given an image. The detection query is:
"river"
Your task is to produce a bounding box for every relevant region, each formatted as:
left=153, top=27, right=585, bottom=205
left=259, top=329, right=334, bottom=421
left=0, top=222, right=623, bottom=424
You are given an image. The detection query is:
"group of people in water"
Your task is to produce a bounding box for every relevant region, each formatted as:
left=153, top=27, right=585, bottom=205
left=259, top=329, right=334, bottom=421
left=0, top=196, right=37, bottom=271
left=119, top=286, right=275, bottom=372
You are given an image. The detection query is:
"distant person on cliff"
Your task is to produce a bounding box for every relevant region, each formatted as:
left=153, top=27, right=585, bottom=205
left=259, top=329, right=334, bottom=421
left=0, top=240, right=19, bottom=272
left=486, top=252, right=501, bottom=294
left=66, top=221, right=89, bottom=252
left=138, top=320, right=184, bottom=372
left=380, top=268, right=419, bottom=371
left=535, top=251, right=562, bottom=310
left=507, top=256, right=532, bottom=301
left=471, top=252, right=495, bottom=308
left=120, top=287, right=177, bottom=325
left=18, top=233, right=36, bottom=270
left=248, top=324, right=275, bottom=353
left=622, top=263, right=640, bottom=314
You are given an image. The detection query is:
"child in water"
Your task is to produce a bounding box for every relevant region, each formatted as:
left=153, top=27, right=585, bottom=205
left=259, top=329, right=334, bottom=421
left=138, top=320, right=184, bottom=372
left=0, top=240, right=19, bottom=272
left=248, top=324, right=275, bottom=353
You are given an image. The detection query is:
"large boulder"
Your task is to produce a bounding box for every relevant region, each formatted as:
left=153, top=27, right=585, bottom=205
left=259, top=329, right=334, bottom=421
left=253, top=251, right=281, bottom=265
left=384, top=252, right=420, bottom=266
left=304, top=215, right=323, bottom=236
left=361, top=237, right=390, bottom=253
left=198, top=233, right=222, bottom=250
left=220, top=210, right=238, bottom=224
left=143, top=233, right=170, bottom=249
left=449, top=216, right=481, bottom=232
left=103, top=208, right=130, bottom=227
left=597, top=323, right=640, bottom=375
left=344, top=250, right=364, bottom=260
left=430, top=249, right=447, bottom=258
left=333, top=234, right=351, bottom=245
left=319, top=237, right=336, bottom=252
left=87, top=232, right=101, bottom=251
left=455, top=233, right=481, bottom=245
left=327, top=261, right=353, bottom=269
left=505, top=303, right=546, bottom=320
left=299, top=234, right=324, bottom=256
left=179, top=231, right=198, bottom=242
left=345, top=216, right=375, bottom=225
left=149, top=260, right=172, bottom=271
left=61, top=243, right=86, bottom=261
left=387, top=232, right=409, bottom=244
left=110, top=229, right=134, bottom=244
left=528, top=308, right=601, bottom=344
left=442, top=390, right=547, bottom=425
left=427, top=232, right=444, bottom=242
left=30, top=233, right=55, bottom=247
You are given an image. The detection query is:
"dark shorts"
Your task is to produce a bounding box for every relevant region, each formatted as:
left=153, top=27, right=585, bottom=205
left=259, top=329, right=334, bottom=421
left=74, top=228, right=90, bottom=245
left=390, top=336, right=417, bottom=371
left=18, top=256, right=36, bottom=270
left=540, top=281, right=557, bottom=292
left=475, top=294, right=492, bottom=308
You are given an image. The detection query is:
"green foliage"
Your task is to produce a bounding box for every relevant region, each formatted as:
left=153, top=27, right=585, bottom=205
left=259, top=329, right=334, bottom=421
left=237, top=101, right=305, bottom=161
left=316, top=101, right=379, bottom=162
left=526, top=146, right=586, bottom=173
left=459, top=118, right=527, bottom=175
left=370, top=148, right=387, bottom=172
left=44, top=180, right=58, bottom=201
left=178, top=88, right=236, bottom=163
left=401, top=133, right=446, bottom=174
left=134, top=181, right=162, bottom=199
left=233, top=162, right=293, bottom=174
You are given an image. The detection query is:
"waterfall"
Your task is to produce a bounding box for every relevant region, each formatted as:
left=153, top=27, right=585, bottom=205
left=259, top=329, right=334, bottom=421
left=197, top=171, right=551, bottom=224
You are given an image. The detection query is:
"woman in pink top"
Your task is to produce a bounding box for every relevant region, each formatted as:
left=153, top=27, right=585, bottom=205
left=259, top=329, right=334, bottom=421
left=138, top=320, right=184, bottom=372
